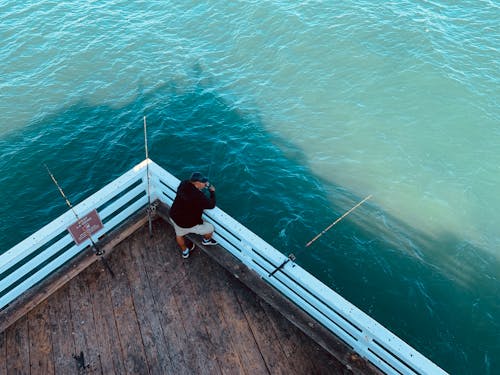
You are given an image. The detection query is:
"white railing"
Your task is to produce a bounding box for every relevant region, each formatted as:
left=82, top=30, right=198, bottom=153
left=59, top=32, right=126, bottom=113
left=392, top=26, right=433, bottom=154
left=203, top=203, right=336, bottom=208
left=0, top=160, right=150, bottom=310
left=0, top=159, right=447, bottom=375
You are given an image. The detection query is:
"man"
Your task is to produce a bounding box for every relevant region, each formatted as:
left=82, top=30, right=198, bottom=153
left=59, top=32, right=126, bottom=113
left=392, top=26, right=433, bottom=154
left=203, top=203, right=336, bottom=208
left=169, top=172, right=218, bottom=258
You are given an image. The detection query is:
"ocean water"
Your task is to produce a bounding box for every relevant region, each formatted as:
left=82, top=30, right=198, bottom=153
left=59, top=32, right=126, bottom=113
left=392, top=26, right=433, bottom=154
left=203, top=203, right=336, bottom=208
left=0, top=1, right=498, bottom=373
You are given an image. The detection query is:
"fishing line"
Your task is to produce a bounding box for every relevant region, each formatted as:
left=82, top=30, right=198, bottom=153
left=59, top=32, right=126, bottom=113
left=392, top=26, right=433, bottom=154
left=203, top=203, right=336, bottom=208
left=44, top=163, right=115, bottom=277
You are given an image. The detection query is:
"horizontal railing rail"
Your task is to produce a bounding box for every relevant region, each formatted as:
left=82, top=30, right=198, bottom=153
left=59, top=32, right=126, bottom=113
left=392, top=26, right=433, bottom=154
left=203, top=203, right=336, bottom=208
left=1, top=159, right=447, bottom=375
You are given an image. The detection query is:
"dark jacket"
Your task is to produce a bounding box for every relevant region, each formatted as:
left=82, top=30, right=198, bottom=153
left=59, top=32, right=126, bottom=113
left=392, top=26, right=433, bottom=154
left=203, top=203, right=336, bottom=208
left=169, top=180, right=216, bottom=228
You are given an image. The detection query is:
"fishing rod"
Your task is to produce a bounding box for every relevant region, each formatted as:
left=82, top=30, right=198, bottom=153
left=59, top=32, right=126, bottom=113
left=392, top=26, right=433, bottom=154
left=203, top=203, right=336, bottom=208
left=305, top=194, right=372, bottom=247
left=144, top=116, right=153, bottom=237
left=268, top=194, right=373, bottom=277
left=44, top=163, right=115, bottom=277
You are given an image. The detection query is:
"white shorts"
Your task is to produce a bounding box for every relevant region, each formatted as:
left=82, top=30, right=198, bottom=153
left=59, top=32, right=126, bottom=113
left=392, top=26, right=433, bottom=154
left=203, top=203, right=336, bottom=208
left=169, top=217, right=214, bottom=237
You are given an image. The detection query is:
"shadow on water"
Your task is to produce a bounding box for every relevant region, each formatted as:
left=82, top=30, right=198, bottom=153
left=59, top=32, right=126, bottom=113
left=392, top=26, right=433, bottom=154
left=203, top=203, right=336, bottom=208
left=0, top=71, right=498, bottom=375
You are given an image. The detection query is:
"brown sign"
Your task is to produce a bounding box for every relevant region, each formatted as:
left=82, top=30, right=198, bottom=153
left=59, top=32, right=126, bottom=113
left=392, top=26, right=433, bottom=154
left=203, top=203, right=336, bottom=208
left=67, top=209, right=104, bottom=245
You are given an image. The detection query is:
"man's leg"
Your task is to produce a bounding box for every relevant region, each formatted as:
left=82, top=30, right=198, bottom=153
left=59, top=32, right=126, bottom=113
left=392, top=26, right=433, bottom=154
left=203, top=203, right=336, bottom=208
left=176, top=235, right=195, bottom=258
left=199, top=222, right=217, bottom=245
left=170, top=218, right=195, bottom=258
left=176, top=235, right=187, bottom=250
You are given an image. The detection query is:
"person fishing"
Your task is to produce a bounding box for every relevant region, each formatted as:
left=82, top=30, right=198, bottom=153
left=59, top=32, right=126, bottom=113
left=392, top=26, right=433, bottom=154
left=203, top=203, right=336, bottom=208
left=169, top=172, right=218, bottom=258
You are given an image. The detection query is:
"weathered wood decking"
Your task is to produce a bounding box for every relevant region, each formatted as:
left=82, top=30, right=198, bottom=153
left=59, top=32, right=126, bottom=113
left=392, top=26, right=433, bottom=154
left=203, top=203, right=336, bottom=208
left=0, top=219, right=357, bottom=374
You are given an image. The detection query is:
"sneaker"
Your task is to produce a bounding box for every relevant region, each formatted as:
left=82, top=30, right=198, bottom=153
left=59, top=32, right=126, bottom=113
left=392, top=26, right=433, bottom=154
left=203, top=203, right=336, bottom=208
left=182, top=242, right=196, bottom=259
left=202, top=237, right=218, bottom=246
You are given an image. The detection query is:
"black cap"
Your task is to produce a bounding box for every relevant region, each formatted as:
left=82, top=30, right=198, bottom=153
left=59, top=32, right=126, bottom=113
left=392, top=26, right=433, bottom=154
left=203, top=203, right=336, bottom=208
left=190, top=172, right=208, bottom=183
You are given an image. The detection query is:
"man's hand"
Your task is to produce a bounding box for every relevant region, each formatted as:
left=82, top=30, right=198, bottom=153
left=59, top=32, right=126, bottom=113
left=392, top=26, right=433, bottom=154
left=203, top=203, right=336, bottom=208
left=209, top=184, right=215, bottom=192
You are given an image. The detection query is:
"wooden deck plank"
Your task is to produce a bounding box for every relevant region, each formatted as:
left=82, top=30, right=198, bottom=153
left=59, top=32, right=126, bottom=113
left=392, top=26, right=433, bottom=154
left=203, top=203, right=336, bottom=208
left=259, top=296, right=348, bottom=375
left=107, top=242, right=150, bottom=375
left=68, top=270, right=103, bottom=373
left=121, top=231, right=174, bottom=374
left=28, top=300, right=55, bottom=375
left=139, top=223, right=194, bottom=374
left=188, top=252, right=247, bottom=375
left=0, top=331, right=6, bottom=375
left=149, top=221, right=189, bottom=288
left=192, top=252, right=270, bottom=375
left=85, top=261, right=126, bottom=375
left=232, top=281, right=292, bottom=375
left=5, top=315, right=30, bottom=375
left=172, top=269, right=222, bottom=375
left=48, top=286, right=77, bottom=374
left=144, top=221, right=220, bottom=374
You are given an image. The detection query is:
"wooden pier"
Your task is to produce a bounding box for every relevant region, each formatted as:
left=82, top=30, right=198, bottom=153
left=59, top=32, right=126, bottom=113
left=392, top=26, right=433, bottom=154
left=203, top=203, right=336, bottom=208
left=0, top=217, right=379, bottom=374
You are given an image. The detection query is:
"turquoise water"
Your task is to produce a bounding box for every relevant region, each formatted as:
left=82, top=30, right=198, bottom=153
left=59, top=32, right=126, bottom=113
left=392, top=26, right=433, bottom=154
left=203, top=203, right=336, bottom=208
left=1, top=1, right=499, bottom=373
